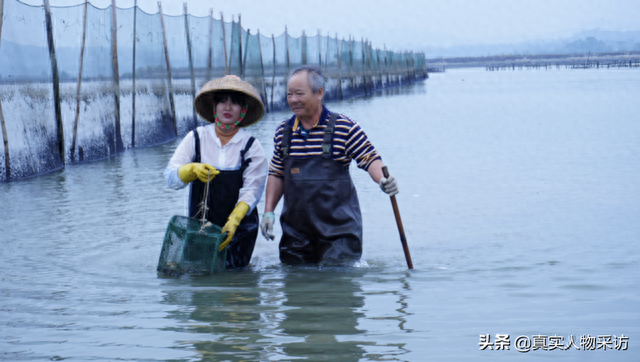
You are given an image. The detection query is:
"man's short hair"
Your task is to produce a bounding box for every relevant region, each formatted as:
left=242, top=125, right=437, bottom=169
left=290, top=65, right=325, bottom=94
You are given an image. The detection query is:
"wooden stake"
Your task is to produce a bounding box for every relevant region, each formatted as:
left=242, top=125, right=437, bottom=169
left=271, top=34, right=275, bottom=110
left=131, top=0, right=137, bottom=147
left=242, top=29, right=249, bottom=78
left=337, top=36, right=343, bottom=100
left=284, top=26, right=290, bottom=83
left=301, top=30, right=306, bottom=65
left=0, top=0, right=12, bottom=178
left=207, top=8, right=213, bottom=81
left=44, top=0, right=65, bottom=165
left=71, top=0, right=88, bottom=160
left=361, top=37, right=367, bottom=96
left=110, top=0, right=123, bottom=153
left=183, top=3, right=196, bottom=129
left=317, top=29, right=321, bottom=67
left=221, top=12, right=228, bottom=75
left=158, top=1, right=176, bottom=136
left=348, top=36, right=354, bottom=95
left=257, top=29, right=268, bottom=113
left=238, top=15, right=243, bottom=77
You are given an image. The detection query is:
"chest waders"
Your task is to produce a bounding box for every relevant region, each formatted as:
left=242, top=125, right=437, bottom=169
left=188, top=130, right=259, bottom=269
left=279, top=112, right=363, bottom=265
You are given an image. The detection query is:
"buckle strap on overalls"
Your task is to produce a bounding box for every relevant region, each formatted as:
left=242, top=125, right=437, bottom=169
left=282, top=125, right=291, bottom=157
left=322, top=112, right=339, bottom=157
left=282, top=112, right=338, bottom=159
left=240, top=137, right=255, bottom=167
left=193, top=129, right=201, bottom=162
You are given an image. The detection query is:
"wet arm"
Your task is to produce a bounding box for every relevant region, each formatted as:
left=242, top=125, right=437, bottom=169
left=367, top=159, right=385, bottom=184
left=264, top=175, right=284, bottom=213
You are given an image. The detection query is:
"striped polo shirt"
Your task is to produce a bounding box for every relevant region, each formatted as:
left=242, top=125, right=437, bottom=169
left=268, top=106, right=381, bottom=177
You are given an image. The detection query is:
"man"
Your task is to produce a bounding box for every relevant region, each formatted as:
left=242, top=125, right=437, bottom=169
left=261, top=65, right=399, bottom=265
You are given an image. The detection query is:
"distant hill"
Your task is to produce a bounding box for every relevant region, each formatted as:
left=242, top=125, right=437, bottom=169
left=421, top=29, right=640, bottom=59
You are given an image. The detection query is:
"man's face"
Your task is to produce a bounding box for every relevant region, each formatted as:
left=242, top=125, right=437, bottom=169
left=287, top=71, right=323, bottom=121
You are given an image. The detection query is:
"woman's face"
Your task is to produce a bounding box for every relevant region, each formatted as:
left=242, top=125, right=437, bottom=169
left=215, top=96, right=242, bottom=126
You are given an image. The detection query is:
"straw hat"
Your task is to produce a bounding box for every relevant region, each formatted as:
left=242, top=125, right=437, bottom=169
left=194, top=75, right=265, bottom=127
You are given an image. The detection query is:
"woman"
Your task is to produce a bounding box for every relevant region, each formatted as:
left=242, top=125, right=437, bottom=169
left=164, top=75, right=268, bottom=269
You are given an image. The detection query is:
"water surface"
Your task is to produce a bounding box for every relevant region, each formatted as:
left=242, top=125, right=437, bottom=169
left=1, top=67, right=639, bottom=361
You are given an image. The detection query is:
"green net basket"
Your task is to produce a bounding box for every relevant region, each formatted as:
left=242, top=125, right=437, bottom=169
left=157, top=215, right=227, bottom=276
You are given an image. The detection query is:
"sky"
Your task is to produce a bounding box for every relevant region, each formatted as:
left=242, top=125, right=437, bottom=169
left=21, top=0, right=640, bottom=50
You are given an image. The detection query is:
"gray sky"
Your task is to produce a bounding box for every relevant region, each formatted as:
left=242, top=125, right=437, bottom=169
left=33, top=0, right=640, bottom=50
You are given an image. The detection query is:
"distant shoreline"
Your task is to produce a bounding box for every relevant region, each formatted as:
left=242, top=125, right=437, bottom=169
left=426, top=51, right=640, bottom=70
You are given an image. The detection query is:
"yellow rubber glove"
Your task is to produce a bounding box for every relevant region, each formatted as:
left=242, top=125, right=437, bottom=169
left=219, top=201, right=250, bottom=251
left=178, top=163, right=220, bottom=183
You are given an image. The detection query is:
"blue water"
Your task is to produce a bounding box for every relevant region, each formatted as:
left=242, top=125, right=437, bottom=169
left=1, top=67, right=639, bottom=361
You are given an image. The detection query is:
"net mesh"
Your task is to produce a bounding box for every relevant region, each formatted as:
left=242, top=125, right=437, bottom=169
left=0, top=0, right=427, bottom=181
left=158, top=215, right=227, bottom=276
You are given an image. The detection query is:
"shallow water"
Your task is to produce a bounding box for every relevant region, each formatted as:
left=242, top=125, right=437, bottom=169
left=1, top=67, right=639, bottom=361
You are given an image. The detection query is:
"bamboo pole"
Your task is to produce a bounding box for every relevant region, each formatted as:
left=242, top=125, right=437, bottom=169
left=242, top=29, right=250, bottom=77
left=384, top=44, right=389, bottom=86
left=348, top=36, right=354, bottom=95
left=0, top=0, right=10, bottom=179
left=0, top=100, right=7, bottom=180
left=238, top=15, right=243, bottom=78
left=71, top=0, right=88, bottom=160
left=110, top=0, right=124, bottom=153
left=158, top=1, right=176, bottom=136
left=206, top=8, right=213, bottom=81
left=257, top=29, right=269, bottom=113
left=301, top=30, right=306, bottom=65
left=324, top=32, right=330, bottom=72
left=271, top=34, right=275, bottom=110
left=284, top=26, right=290, bottom=84
left=317, top=29, right=321, bottom=67
left=221, top=12, right=228, bottom=75
left=376, top=49, right=383, bottom=87
left=131, top=0, right=137, bottom=148
left=43, top=0, right=65, bottom=165
left=337, top=35, right=343, bottom=100
left=361, top=37, right=367, bottom=96
left=183, top=3, right=196, bottom=129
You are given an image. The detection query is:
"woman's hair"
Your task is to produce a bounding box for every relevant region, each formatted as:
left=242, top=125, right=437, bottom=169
left=213, top=91, right=246, bottom=106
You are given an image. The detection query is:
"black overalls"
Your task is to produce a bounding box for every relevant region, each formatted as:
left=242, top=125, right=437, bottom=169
left=279, top=112, right=363, bottom=265
left=188, top=129, right=259, bottom=269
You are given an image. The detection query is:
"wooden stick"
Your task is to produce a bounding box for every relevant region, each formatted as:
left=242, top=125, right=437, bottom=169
left=238, top=15, right=243, bottom=77
left=44, top=0, right=65, bottom=165
left=1, top=0, right=11, bottom=178
left=242, top=28, right=249, bottom=78
left=158, top=1, right=176, bottom=135
left=257, top=29, right=268, bottom=113
left=382, top=166, right=413, bottom=269
left=221, top=12, right=228, bottom=75
left=131, top=0, right=138, bottom=148
left=71, top=0, right=88, bottom=160
left=284, top=26, right=290, bottom=83
left=110, top=0, right=123, bottom=153
left=301, top=30, right=306, bottom=65
left=183, top=3, right=196, bottom=129
left=207, top=8, right=213, bottom=81
left=317, top=29, right=321, bottom=67
left=271, top=33, right=275, bottom=110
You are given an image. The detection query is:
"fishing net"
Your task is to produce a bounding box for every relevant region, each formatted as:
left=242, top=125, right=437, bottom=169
left=157, top=215, right=227, bottom=276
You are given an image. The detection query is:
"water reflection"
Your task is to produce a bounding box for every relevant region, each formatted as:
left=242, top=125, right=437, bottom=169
left=161, top=271, right=268, bottom=361
left=160, top=267, right=379, bottom=361
left=274, top=267, right=367, bottom=361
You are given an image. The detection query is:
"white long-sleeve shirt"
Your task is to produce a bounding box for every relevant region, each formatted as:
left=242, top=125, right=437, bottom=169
left=164, top=125, right=268, bottom=212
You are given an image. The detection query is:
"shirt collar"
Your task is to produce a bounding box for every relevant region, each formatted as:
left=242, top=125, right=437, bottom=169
left=290, top=106, right=330, bottom=132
